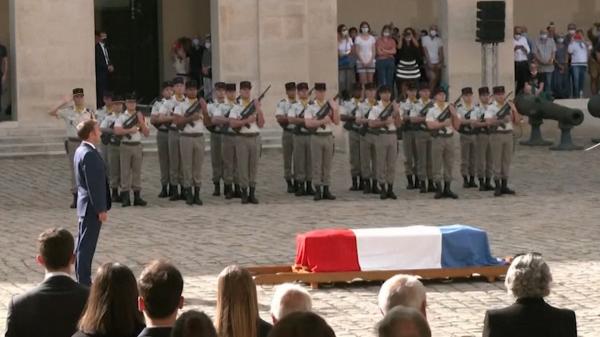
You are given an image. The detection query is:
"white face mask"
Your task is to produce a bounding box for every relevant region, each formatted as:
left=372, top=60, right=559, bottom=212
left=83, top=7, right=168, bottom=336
left=192, top=38, right=200, bottom=47
left=430, top=30, right=438, bottom=37
left=383, top=31, right=390, bottom=37
left=205, top=42, right=211, bottom=49
left=569, top=29, right=576, bottom=35
left=342, top=30, right=348, bottom=36
left=514, top=34, right=522, bottom=40
left=540, top=34, right=548, bottom=40
left=361, top=27, right=369, bottom=33
left=557, top=38, right=565, bottom=43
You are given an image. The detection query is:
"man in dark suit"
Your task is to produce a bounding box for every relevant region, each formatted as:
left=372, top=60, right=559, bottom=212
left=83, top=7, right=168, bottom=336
left=74, top=119, right=111, bottom=286
left=137, top=260, right=184, bottom=337
left=95, top=31, right=113, bottom=109
left=482, top=253, right=577, bottom=337
left=5, top=228, right=89, bottom=337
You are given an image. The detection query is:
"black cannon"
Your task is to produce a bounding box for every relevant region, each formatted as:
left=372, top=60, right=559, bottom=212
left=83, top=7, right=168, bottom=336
left=587, top=95, right=600, bottom=143
left=514, top=94, right=584, bottom=151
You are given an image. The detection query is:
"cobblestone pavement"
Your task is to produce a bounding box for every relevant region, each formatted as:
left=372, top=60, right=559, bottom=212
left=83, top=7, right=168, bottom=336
left=1, top=125, right=600, bottom=336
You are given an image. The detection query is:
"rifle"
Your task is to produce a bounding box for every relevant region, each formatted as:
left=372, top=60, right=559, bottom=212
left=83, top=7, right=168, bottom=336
left=233, top=85, right=272, bottom=132
left=368, top=96, right=403, bottom=135
left=306, top=93, right=339, bottom=133
left=430, top=95, right=462, bottom=137
left=416, top=100, right=435, bottom=131
left=179, top=99, right=202, bottom=130
left=342, top=98, right=362, bottom=131
left=492, top=91, right=515, bottom=130
left=121, top=111, right=142, bottom=140
left=458, top=105, right=476, bottom=134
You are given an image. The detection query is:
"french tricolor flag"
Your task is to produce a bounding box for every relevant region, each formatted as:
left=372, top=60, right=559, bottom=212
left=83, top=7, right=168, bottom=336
left=295, top=225, right=503, bottom=272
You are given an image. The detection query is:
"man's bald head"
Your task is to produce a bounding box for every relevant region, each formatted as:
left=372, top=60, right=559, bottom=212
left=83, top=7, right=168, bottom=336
left=378, top=274, right=427, bottom=317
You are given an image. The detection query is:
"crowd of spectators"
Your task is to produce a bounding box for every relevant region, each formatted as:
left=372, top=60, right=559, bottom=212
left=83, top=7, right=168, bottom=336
left=4, top=228, right=578, bottom=337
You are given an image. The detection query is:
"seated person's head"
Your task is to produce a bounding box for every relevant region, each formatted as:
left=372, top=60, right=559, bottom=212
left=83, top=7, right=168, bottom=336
left=172, top=310, right=216, bottom=337
left=36, top=228, right=75, bottom=273
left=270, top=283, right=313, bottom=324
left=216, top=265, right=260, bottom=337
left=378, top=275, right=427, bottom=317
left=377, top=307, right=430, bottom=337
left=137, top=260, right=184, bottom=324
left=268, top=311, right=335, bottom=337
left=505, top=252, right=552, bottom=299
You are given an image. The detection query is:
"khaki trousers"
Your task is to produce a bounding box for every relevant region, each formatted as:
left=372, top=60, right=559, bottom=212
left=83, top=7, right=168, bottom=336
left=293, top=134, right=312, bottom=182
left=120, top=143, right=143, bottom=192
left=66, top=139, right=80, bottom=193
left=348, top=130, right=361, bottom=177
left=359, top=133, right=377, bottom=180
left=311, top=134, right=334, bottom=186
left=157, top=130, right=170, bottom=186
left=282, top=130, right=294, bottom=180
left=235, top=135, right=259, bottom=188
left=168, top=130, right=182, bottom=185
left=98, top=143, right=108, bottom=168
left=108, top=144, right=121, bottom=188
left=491, top=132, right=513, bottom=179
left=476, top=133, right=493, bottom=179
left=210, top=132, right=224, bottom=183
left=180, top=134, right=205, bottom=188
left=375, top=133, right=398, bottom=184
left=402, top=130, right=418, bottom=176
left=414, top=131, right=433, bottom=181
left=222, top=134, right=239, bottom=185
left=460, top=133, right=477, bottom=177
left=431, top=135, right=454, bottom=183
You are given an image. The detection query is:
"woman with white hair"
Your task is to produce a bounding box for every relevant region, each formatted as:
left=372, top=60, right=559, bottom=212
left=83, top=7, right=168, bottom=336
left=482, top=253, right=577, bottom=337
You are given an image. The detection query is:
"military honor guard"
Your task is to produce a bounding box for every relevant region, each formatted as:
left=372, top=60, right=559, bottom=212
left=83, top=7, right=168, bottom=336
left=340, top=83, right=364, bottom=191
left=160, top=76, right=186, bottom=200
left=485, top=86, right=521, bottom=196
left=456, top=87, right=479, bottom=188
left=356, top=83, right=380, bottom=194
left=401, top=82, right=419, bottom=190
left=48, top=88, right=94, bottom=208
left=473, top=87, right=495, bottom=191
left=426, top=88, right=460, bottom=199
left=368, top=85, right=402, bottom=200
left=206, top=82, right=227, bottom=196
left=304, top=83, right=340, bottom=201
left=95, top=91, right=113, bottom=164
left=173, top=80, right=205, bottom=205
left=229, top=81, right=265, bottom=204
left=114, top=94, right=150, bottom=207
left=100, top=95, right=124, bottom=202
left=215, top=83, right=241, bottom=199
left=150, top=81, right=173, bottom=198
left=275, top=82, right=298, bottom=193
left=410, top=84, right=435, bottom=193
left=288, top=82, right=315, bottom=197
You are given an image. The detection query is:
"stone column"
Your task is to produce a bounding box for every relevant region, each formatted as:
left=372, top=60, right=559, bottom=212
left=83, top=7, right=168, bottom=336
left=211, top=0, right=337, bottom=126
left=10, top=0, right=96, bottom=127
left=440, top=0, right=514, bottom=98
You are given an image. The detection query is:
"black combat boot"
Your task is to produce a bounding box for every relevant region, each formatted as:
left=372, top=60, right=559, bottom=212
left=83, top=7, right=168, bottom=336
left=306, top=181, right=315, bottom=195
left=479, top=178, right=486, bottom=191
left=322, top=186, right=336, bottom=200
left=169, top=185, right=180, bottom=201
left=240, top=187, right=249, bottom=204
left=286, top=179, right=295, bottom=193
left=387, top=184, right=397, bottom=200
left=233, top=184, right=241, bottom=198
left=158, top=185, right=168, bottom=198
left=494, top=179, right=502, bottom=197
left=419, top=179, right=427, bottom=193
left=463, top=176, right=469, bottom=188
left=112, top=188, right=122, bottom=202
left=194, top=186, right=203, bottom=205
left=406, top=175, right=416, bottom=190
left=70, top=193, right=77, bottom=209
left=225, top=184, right=233, bottom=199
left=295, top=181, right=305, bottom=196
left=363, top=179, right=372, bottom=194
left=213, top=181, right=221, bottom=196
left=434, top=182, right=444, bottom=199
left=358, top=177, right=365, bottom=190
left=180, top=186, right=188, bottom=202
left=444, top=182, right=458, bottom=199
left=427, top=179, right=436, bottom=193
left=485, top=178, right=495, bottom=191
left=249, top=186, right=259, bottom=204
left=313, top=185, right=322, bottom=201
left=350, top=176, right=359, bottom=191
left=121, top=191, right=131, bottom=207
left=469, top=176, right=478, bottom=188
left=133, top=191, right=147, bottom=206
left=501, top=179, right=515, bottom=195
left=185, top=187, right=194, bottom=205
left=380, top=183, right=388, bottom=200
left=371, top=179, right=381, bottom=194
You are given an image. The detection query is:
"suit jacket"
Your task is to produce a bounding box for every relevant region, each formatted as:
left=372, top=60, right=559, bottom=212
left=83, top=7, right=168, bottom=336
left=5, top=275, right=89, bottom=337
left=75, top=142, right=111, bottom=218
left=258, top=318, right=273, bottom=337
left=483, top=297, right=577, bottom=337
left=95, top=43, right=109, bottom=77
left=137, top=327, right=171, bottom=337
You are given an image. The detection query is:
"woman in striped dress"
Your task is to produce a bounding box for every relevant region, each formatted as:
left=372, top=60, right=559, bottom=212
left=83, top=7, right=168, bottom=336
left=395, top=27, right=422, bottom=97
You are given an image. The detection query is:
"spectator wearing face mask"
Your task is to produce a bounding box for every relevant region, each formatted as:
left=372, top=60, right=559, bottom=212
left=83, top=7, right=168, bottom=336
left=565, top=23, right=577, bottom=46
left=338, top=24, right=356, bottom=97
left=376, top=25, right=398, bottom=87
left=355, top=21, right=377, bottom=86
left=395, top=27, right=422, bottom=98
left=533, top=29, right=556, bottom=95
left=513, top=26, right=531, bottom=93
left=201, top=34, right=213, bottom=96
left=189, top=36, right=203, bottom=86
left=552, top=35, right=571, bottom=99
left=421, top=25, right=444, bottom=91
left=567, top=30, right=590, bottom=98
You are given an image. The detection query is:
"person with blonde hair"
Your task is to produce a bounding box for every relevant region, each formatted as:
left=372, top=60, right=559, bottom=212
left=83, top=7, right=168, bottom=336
left=215, top=265, right=272, bottom=337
